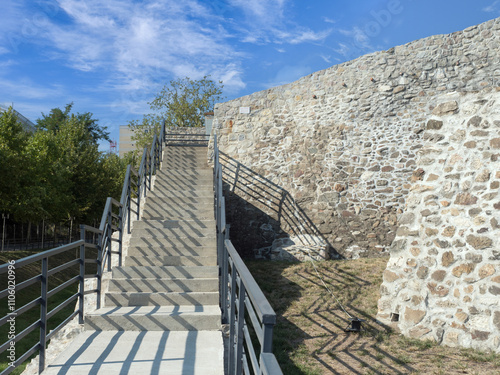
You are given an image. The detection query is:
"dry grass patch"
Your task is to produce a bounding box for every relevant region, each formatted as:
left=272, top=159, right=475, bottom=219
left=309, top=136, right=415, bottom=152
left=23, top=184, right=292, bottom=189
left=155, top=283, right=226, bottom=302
left=246, top=257, right=500, bottom=375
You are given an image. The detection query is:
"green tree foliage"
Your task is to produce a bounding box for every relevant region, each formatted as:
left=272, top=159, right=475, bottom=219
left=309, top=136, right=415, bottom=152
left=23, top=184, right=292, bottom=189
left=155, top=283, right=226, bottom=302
left=0, top=107, right=30, bottom=215
left=0, top=104, right=125, bottom=228
left=127, top=76, right=224, bottom=157
left=37, top=102, right=110, bottom=143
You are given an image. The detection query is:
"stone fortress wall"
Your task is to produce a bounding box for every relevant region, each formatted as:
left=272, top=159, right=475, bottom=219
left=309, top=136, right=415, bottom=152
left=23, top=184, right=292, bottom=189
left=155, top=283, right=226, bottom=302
left=212, top=17, right=500, bottom=351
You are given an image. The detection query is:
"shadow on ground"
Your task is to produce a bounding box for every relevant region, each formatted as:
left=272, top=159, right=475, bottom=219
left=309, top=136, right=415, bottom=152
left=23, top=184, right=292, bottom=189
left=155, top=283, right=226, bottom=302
left=245, top=258, right=425, bottom=375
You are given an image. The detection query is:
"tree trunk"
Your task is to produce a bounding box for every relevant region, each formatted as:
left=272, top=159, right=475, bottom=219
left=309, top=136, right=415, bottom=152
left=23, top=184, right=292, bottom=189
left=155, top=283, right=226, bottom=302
left=41, top=219, right=45, bottom=249
left=27, top=221, right=31, bottom=244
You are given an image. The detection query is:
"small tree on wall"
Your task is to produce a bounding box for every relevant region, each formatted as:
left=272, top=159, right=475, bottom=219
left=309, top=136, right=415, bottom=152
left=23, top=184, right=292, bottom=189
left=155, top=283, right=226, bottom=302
left=127, top=76, right=224, bottom=157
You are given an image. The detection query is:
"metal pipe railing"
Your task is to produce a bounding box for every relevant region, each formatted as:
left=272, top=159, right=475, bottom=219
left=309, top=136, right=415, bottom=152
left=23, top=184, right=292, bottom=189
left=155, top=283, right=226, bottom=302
left=214, top=136, right=283, bottom=375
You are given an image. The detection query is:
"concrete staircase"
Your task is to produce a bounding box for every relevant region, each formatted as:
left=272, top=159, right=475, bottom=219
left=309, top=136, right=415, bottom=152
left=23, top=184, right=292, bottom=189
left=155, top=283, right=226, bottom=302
left=42, top=145, right=224, bottom=374
left=85, top=145, right=220, bottom=332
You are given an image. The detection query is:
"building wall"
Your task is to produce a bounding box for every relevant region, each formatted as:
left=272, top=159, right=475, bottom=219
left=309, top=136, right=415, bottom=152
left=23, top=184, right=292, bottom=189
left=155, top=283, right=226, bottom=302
left=119, top=125, right=135, bottom=158
left=212, top=17, right=500, bottom=352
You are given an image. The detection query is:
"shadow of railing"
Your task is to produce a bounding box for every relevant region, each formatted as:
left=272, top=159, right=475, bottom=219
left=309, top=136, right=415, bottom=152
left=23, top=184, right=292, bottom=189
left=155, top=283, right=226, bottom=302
left=246, top=260, right=416, bottom=375
left=43, top=330, right=213, bottom=375
left=219, top=152, right=339, bottom=258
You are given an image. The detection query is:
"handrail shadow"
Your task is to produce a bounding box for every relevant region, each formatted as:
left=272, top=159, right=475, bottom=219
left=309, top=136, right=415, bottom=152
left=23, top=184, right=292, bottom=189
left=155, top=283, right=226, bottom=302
left=219, top=152, right=340, bottom=259
left=246, top=259, right=417, bottom=375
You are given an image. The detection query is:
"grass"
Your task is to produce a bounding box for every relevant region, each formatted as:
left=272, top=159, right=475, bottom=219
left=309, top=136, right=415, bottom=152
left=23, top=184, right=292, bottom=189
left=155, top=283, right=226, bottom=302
left=0, top=250, right=83, bottom=374
left=246, top=257, right=500, bottom=375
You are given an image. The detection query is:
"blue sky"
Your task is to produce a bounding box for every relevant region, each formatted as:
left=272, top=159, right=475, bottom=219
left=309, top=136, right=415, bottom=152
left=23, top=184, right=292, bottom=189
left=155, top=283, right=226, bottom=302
left=1, top=0, right=499, bottom=150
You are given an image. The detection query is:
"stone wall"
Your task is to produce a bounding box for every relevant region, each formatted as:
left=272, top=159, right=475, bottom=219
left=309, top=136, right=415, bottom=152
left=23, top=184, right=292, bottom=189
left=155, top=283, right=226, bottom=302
left=377, top=92, right=500, bottom=352
left=212, top=17, right=500, bottom=259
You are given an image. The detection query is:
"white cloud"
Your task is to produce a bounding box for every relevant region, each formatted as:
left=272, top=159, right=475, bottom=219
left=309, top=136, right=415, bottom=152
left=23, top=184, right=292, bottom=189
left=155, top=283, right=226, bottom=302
left=12, top=0, right=245, bottom=98
left=483, top=0, right=500, bottom=12
left=334, top=42, right=351, bottom=58
left=0, top=77, right=64, bottom=100
left=320, top=54, right=332, bottom=64
left=338, top=26, right=371, bottom=48
left=323, top=17, right=337, bottom=24
left=229, top=0, right=332, bottom=46
left=288, top=29, right=333, bottom=44
left=229, top=0, right=286, bottom=25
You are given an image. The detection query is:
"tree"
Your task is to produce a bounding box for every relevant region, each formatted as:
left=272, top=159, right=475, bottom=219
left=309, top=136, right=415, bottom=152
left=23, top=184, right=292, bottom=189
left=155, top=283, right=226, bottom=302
left=0, top=107, right=31, bottom=215
left=37, top=102, right=110, bottom=143
left=128, top=76, right=224, bottom=156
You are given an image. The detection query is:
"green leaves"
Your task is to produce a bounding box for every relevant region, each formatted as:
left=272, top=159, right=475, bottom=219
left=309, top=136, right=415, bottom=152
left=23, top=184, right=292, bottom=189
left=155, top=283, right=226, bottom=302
left=0, top=105, right=125, bottom=226
left=127, top=76, right=224, bottom=159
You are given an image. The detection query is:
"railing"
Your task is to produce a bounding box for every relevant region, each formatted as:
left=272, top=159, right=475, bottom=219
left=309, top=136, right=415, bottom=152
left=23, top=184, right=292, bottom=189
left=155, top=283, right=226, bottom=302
left=214, top=137, right=283, bottom=375
left=0, top=120, right=167, bottom=375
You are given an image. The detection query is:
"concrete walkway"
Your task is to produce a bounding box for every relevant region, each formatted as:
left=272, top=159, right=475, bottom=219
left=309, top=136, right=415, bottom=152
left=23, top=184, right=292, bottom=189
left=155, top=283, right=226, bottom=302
left=42, top=145, right=223, bottom=374
left=43, top=331, right=223, bottom=375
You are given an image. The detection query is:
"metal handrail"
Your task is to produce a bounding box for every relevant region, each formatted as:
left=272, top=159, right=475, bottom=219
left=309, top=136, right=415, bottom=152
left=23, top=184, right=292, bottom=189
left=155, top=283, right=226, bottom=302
left=0, top=120, right=167, bottom=375
left=214, top=136, right=283, bottom=375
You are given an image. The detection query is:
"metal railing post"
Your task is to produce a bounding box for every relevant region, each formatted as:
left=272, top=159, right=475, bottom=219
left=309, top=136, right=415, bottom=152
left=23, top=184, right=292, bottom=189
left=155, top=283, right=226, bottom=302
left=262, top=323, right=274, bottom=354
left=118, top=203, right=123, bottom=267
left=235, top=281, right=246, bottom=375
left=137, top=176, right=141, bottom=221
left=127, top=167, right=132, bottom=234
left=96, top=232, right=102, bottom=309
left=228, top=267, right=237, bottom=375
left=107, top=211, right=112, bottom=272
left=222, top=225, right=230, bottom=323
left=79, top=226, right=85, bottom=324
left=39, top=257, right=48, bottom=374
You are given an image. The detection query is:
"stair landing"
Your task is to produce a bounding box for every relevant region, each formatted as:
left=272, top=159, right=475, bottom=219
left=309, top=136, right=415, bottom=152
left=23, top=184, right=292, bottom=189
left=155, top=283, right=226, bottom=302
left=43, top=331, right=223, bottom=375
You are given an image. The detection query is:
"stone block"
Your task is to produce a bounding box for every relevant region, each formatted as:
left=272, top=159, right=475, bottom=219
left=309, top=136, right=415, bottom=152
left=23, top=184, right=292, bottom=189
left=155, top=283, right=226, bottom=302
left=432, top=101, right=458, bottom=116
left=454, top=192, right=478, bottom=205
left=404, top=307, right=426, bottom=324
left=384, top=270, right=400, bottom=282
left=490, top=138, right=500, bottom=148
left=431, top=270, right=447, bottom=282
left=478, top=264, right=495, bottom=279
left=428, top=282, right=450, bottom=297
left=452, top=263, right=475, bottom=277
left=466, top=235, right=493, bottom=249
left=442, top=251, right=455, bottom=267
left=426, top=119, right=443, bottom=130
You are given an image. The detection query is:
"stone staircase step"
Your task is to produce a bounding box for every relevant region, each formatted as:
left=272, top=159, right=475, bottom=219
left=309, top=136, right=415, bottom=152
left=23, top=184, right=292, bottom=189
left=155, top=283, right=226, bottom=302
left=144, top=203, right=214, bottom=217
left=111, top=265, right=218, bottom=279
left=131, top=227, right=215, bottom=240
left=146, top=190, right=214, bottom=199
left=133, top=219, right=214, bottom=230
left=161, top=162, right=211, bottom=169
left=125, top=255, right=217, bottom=267
left=128, top=236, right=216, bottom=248
left=153, top=179, right=213, bottom=190
left=156, top=169, right=213, bottom=177
left=163, top=148, right=208, bottom=155
left=85, top=305, right=221, bottom=331
left=141, top=209, right=214, bottom=221
left=127, top=245, right=216, bottom=257
left=155, top=178, right=213, bottom=186
left=105, top=291, right=219, bottom=307
left=108, top=278, right=218, bottom=293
